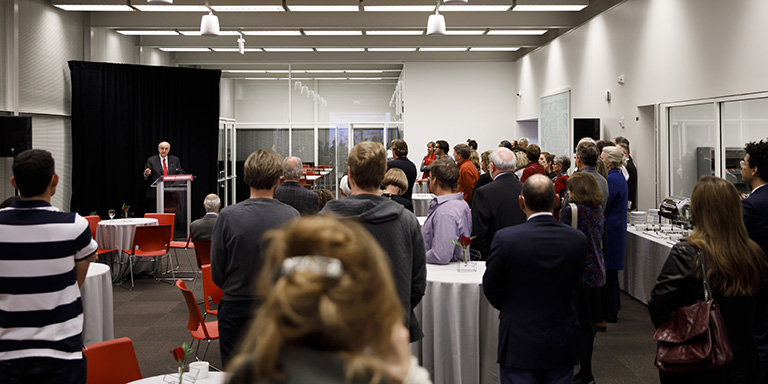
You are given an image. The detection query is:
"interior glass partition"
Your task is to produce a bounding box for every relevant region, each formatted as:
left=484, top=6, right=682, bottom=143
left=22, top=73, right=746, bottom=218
left=217, top=118, right=236, bottom=206
left=721, top=97, right=768, bottom=195
left=668, top=103, right=716, bottom=198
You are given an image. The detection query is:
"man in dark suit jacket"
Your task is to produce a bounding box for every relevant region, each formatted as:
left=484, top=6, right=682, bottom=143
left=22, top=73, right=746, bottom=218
left=190, top=193, right=220, bottom=241
left=274, top=156, right=319, bottom=216
left=387, top=139, right=417, bottom=201
left=483, top=174, right=587, bottom=384
left=471, top=147, right=526, bottom=260
left=143, top=141, right=185, bottom=200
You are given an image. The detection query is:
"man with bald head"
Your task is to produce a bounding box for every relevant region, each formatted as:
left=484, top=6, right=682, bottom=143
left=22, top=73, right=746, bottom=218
left=483, top=174, right=587, bottom=384
left=143, top=141, right=185, bottom=208
left=274, top=156, right=319, bottom=215
left=190, top=193, right=220, bottom=241
left=471, top=147, right=526, bottom=260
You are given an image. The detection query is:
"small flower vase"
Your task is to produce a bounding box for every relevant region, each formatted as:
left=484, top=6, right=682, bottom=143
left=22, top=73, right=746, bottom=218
left=457, top=249, right=480, bottom=272
left=123, top=210, right=129, bottom=218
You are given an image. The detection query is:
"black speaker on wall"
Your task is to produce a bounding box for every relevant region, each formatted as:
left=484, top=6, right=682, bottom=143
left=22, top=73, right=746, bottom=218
left=0, top=116, right=32, bottom=158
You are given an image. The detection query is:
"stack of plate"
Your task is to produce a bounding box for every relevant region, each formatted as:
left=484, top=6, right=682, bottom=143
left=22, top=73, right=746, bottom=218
left=647, top=208, right=661, bottom=224
left=630, top=211, right=647, bottom=225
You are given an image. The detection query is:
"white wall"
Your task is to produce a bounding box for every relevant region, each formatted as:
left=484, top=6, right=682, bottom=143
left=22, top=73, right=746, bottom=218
left=90, top=28, right=138, bottom=64
left=402, top=61, right=516, bottom=168
left=513, top=0, right=768, bottom=210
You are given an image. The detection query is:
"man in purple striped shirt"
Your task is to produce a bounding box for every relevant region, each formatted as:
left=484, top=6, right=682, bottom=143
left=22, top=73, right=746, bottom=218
left=422, top=159, right=472, bottom=265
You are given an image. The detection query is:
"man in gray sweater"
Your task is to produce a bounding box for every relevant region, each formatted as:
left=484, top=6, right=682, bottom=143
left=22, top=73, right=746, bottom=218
left=211, top=150, right=299, bottom=366
left=321, top=141, right=427, bottom=342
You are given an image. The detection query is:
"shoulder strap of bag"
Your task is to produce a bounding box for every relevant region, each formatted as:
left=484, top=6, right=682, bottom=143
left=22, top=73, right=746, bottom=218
left=569, top=203, right=578, bottom=229
left=697, top=249, right=713, bottom=301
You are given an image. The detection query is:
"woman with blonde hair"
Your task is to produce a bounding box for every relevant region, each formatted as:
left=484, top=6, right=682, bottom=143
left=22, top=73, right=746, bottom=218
left=226, top=216, right=430, bottom=384
left=600, top=145, right=628, bottom=323
left=649, top=176, right=768, bottom=383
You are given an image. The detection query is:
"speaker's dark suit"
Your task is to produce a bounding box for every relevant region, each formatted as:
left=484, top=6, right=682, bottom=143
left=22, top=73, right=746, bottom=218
left=743, top=185, right=768, bottom=259
left=190, top=213, right=218, bottom=241
left=470, top=173, right=526, bottom=260
left=483, top=214, right=587, bottom=372
left=274, top=180, right=319, bottom=216
left=144, top=155, right=184, bottom=199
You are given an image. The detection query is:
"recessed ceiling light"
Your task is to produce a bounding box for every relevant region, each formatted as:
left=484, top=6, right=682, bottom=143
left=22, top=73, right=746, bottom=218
left=367, top=47, right=417, bottom=52
left=287, top=5, right=358, bottom=12
left=211, top=48, right=263, bottom=52
left=469, top=47, right=520, bottom=51
left=226, top=70, right=268, bottom=73
left=244, top=78, right=281, bottom=80
left=316, top=77, right=349, bottom=80
left=487, top=29, right=548, bottom=35
left=210, top=5, right=284, bottom=12
left=444, top=30, right=486, bottom=35
left=242, top=30, right=302, bottom=36
left=345, top=70, right=384, bottom=73
left=262, top=48, right=315, bottom=52
left=133, top=5, right=209, bottom=12
left=54, top=4, right=133, bottom=11
left=179, top=31, right=242, bottom=36
left=349, top=78, right=383, bottom=80
left=512, top=4, right=587, bottom=11
left=440, top=5, right=511, bottom=11
left=303, top=30, right=362, bottom=36
left=363, top=5, right=434, bottom=12
left=306, top=70, right=345, bottom=73
left=116, top=30, right=179, bottom=36
left=419, top=47, right=468, bottom=51
left=315, top=48, right=366, bottom=52
left=158, top=47, right=212, bottom=52
left=365, top=30, right=424, bottom=36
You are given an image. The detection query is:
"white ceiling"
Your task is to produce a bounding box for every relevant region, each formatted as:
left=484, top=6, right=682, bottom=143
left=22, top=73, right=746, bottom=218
left=55, top=0, right=625, bottom=75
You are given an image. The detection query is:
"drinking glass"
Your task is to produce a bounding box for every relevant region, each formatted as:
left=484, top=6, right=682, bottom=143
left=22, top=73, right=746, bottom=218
left=108, top=209, right=116, bottom=219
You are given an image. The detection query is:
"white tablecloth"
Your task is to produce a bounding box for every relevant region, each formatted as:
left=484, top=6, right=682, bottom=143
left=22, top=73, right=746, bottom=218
left=412, top=193, right=436, bottom=217
left=129, top=371, right=226, bottom=384
left=619, top=228, right=674, bottom=304
left=96, top=218, right=159, bottom=281
left=81, top=263, right=114, bottom=346
left=412, top=262, right=500, bottom=384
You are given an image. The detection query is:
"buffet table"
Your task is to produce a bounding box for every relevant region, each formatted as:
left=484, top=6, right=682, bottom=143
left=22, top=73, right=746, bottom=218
left=96, top=218, right=159, bottom=282
left=412, top=262, right=500, bottom=384
left=81, top=262, right=114, bottom=345
left=619, top=228, right=675, bottom=304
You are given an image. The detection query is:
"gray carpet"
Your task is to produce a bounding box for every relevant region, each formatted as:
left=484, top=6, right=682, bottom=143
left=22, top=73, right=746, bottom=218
left=111, top=256, right=660, bottom=382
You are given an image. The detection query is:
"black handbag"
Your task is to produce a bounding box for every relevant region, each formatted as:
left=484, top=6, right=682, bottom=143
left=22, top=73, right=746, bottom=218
left=653, top=250, right=734, bottom=373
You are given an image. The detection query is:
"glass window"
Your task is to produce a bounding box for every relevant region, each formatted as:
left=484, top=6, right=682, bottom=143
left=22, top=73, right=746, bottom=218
left=668, top=103, right=716, bottom=198
left=721, top=97, right=768, bottom=195
left=291, top=128, right=315, bottom=166
left=236, top=128, right=289, bottom=160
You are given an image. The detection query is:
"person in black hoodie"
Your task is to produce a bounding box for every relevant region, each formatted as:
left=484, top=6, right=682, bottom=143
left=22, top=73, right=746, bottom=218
left=321, top=141, right=426, bottom=343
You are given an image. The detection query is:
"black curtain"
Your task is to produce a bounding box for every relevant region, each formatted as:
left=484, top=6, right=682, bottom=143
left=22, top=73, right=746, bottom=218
left=69, top=61, right=221, bottom=222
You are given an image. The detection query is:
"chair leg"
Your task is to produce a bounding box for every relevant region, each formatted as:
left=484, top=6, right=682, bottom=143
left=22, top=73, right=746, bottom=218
left=201, top=340, right=211, bottom=361
left=129, top=255, right=135, bottom=290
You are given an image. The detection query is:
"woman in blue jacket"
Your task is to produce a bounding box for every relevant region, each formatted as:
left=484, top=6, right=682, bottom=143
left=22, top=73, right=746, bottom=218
left=601, top=146, right=628, bottom=323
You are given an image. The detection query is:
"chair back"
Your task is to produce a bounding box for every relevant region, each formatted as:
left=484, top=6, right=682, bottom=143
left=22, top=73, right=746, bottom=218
left=176, top=280, right=215, bottom=339
left=192, top=238, right=211, bottom=268
left=83, top=337, right=142, bottom=384
left=84, top=215, right=100, bottom=239
left=144, top=213, right=175, bottom=240
left=130, top=225, right=172, bottom=254
left=202, top=264, right=224, bottom=313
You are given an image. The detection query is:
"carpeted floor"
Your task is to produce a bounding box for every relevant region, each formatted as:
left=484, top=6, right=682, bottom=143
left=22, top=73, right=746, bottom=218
left=110, top=255, right=660, bottom=383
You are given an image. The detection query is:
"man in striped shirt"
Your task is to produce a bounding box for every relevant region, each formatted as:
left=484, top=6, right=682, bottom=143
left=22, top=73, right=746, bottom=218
left=0, top=149, right=98, bottom=384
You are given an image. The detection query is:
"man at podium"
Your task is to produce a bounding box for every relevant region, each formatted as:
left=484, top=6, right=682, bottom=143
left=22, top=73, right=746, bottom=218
left=143, top=141, right=185, bottom=211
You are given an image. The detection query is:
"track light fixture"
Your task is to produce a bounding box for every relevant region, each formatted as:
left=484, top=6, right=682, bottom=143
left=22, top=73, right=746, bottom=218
left=147, top=0, right=172, bottom=4
left=200, top=11, right=220, bottom=36
left=426, top=0, right=446, bottom=36
left=237, top=34, right=245, bottom=54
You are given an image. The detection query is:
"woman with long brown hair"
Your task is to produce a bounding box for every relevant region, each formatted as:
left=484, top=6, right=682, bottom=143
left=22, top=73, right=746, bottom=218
left=649, top=176, right=768, bottom=383
left=226, top=216, right=431, bottom=384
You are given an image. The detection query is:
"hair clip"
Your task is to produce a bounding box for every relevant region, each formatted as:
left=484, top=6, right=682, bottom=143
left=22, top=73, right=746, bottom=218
left=279, top=256, right=343, bottom=279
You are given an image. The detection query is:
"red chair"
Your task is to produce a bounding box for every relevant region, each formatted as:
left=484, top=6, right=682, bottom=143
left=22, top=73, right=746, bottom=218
left=122, top=225, right=172, bottom=289
left=145, top=213, right=194, bottom=274
left=190, top=238, right=211, bottom=291
left=82, top=337, right=142, bottom=384
left=83, top=215, right=118, bottom=256
left=176, top=280, right=219, bottom=361
left=201, top=264, right=223, bottom=318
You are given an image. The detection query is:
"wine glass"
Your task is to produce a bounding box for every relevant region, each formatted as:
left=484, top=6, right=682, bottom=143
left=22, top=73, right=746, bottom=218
left=108, top=209, right=116, bottom=220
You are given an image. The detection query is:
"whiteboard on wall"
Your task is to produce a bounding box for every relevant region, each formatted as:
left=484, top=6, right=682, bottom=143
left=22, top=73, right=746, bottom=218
left=539, top=90, right=571, bottom=158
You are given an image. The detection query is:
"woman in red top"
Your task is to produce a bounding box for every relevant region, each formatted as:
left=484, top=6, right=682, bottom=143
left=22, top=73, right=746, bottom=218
left=419, top=141, right=437, bottom=179
left=520, top=144, right=546, bottom=182
left=552, top=155, right=571, bottom=219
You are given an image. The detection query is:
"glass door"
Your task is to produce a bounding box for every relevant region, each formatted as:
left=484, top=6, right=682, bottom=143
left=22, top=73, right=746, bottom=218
left=218, top=118, right=236, bottom=207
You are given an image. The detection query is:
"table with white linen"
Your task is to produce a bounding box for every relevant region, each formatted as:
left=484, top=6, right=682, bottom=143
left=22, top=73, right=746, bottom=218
left=81, top=262, right=114, bottom=346
left=412, top=193, right=436, bottom=217
left=619, top=228, right=674, bottom=304
left=96, top=218, right=159, bottom=282
left=412, top=262, right=500, bottom=384
left=128, top=371, right=226, bottom=384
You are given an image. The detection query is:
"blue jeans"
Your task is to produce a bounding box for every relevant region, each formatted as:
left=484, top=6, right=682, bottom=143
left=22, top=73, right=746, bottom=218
left=0, top=357, right=86, bottom=384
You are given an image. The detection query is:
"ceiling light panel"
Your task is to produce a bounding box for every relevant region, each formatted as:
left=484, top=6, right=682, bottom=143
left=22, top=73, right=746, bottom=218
left=368, top=47, right=417, bottom=52
left=262, top=48, right=315, bottom=52
left=419, top=47, right=469, bottom=51
left=133, top=5, right=210, bottom=11
left=303, top=30, right=363, bottom=36
left=469, top=47, right=520, bottom=51
left=287, top=5, right=359, bottom=11
left=53, top=4, right=133, bottom=11
left=242, top=30, right=302, bottom=36
left=444, top=30, right=486, bottom=35
left=211, top=48, right=263, bottom=52
left=487, top=29, right=548, bottom=35
left=159, top=47, right=213, bottom=52
left=363, top=5, right=434, bottom=12
left=180, top=30, right=243, bottom=36
left=306, top=70, right=345, bottom=73
left=315, top=48, right=366, bottom=52
left=210, top=5, right=284, bottom=11
left=365, top=30, right=424, bottom=35
left=345, top=70, right=384, bottom=73
left=512, top=0, right=589, bottom=11
left=117, top=30, right=179, bottom=35
left=225, top=70, right=268, bottom=73
left=440, top=5, right=511, bottom=11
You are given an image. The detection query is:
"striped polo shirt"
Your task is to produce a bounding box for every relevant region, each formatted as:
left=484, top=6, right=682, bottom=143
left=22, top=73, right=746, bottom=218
left=0, top=200, right=98, bottom=361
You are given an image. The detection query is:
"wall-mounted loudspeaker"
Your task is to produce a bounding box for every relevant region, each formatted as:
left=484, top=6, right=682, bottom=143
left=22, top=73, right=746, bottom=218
left=0, top=116, right=32, bottom=158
